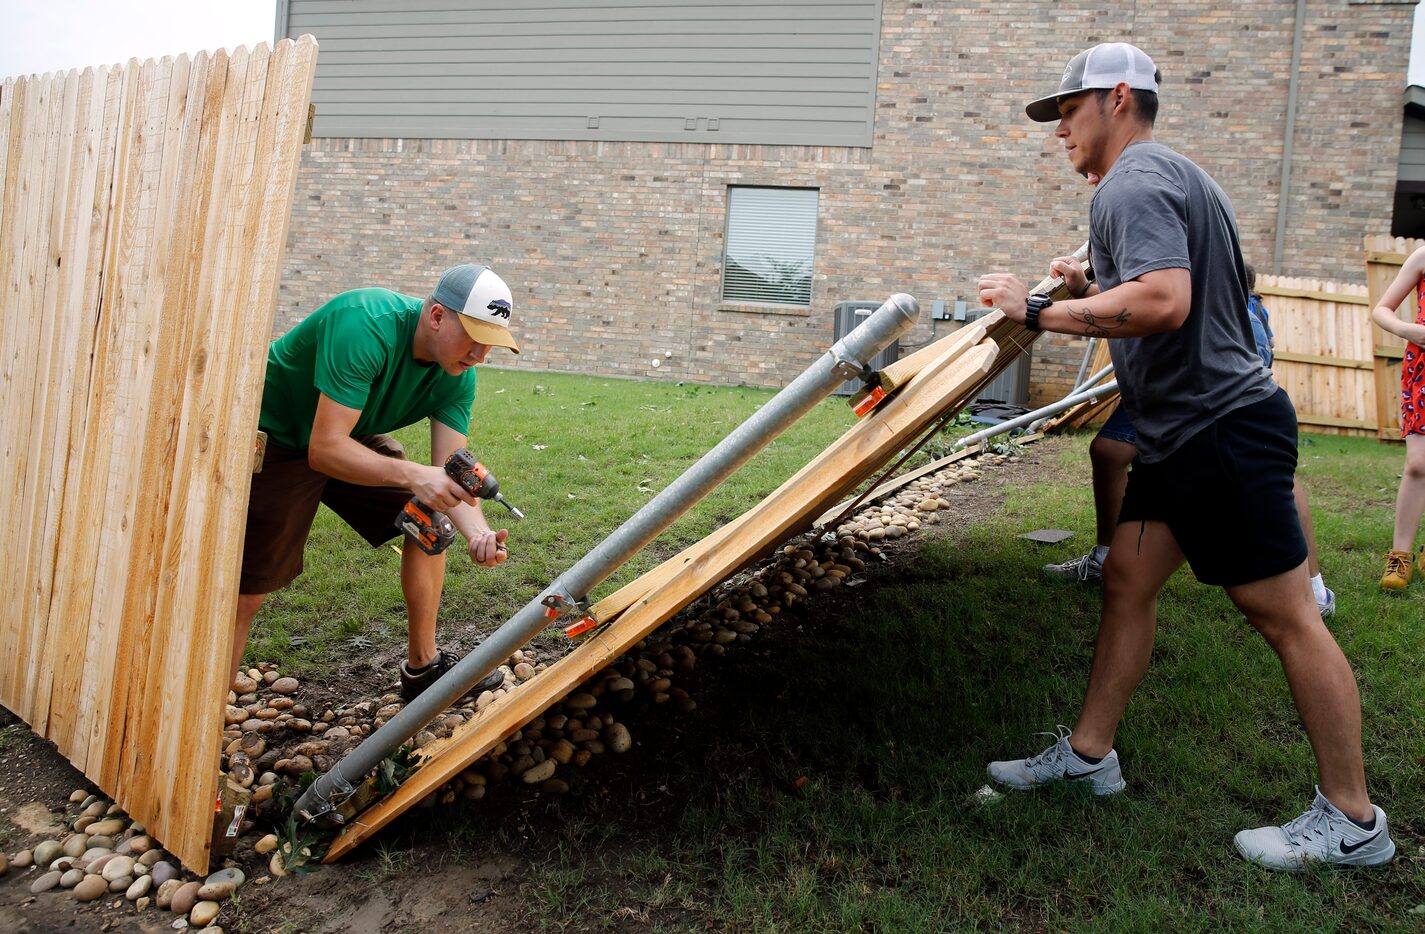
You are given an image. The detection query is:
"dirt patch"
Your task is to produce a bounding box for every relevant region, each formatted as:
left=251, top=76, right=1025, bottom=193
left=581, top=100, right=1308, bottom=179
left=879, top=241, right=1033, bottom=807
left=0, top=438, right=1068, bottom=934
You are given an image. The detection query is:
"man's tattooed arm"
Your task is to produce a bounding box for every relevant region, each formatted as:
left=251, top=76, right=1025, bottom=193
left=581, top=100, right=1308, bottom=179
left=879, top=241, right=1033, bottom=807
left=1064, top=305, right=1131, bottom=338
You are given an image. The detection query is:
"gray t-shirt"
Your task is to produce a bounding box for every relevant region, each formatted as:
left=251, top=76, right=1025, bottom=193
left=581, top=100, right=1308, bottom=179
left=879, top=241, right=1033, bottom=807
left=1091, top=141, right=1276, bottom=462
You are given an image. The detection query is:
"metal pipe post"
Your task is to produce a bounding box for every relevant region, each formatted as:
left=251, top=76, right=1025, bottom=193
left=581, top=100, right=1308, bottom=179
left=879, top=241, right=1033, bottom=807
left=295, top=294, right=920, bottom=822
left=953, top=378, right=1119, bottom=451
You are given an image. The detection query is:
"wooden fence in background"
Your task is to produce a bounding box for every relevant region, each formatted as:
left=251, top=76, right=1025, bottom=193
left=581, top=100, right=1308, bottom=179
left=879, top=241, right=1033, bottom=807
left=0, top=37, right=317, bottom=873
left=1256, top=275, right=1373, bottom=436
left=1364, top=235, right=1425, bottom=441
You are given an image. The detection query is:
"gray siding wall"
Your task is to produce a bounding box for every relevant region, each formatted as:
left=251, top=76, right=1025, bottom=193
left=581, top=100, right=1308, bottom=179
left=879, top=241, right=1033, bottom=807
left=279, top=0, right=881, bottom=146
left=1401, top=112, right=1425, bottom=183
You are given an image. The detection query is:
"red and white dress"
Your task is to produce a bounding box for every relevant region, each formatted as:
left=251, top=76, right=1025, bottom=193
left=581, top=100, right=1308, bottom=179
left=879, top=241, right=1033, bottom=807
left=1402, top=273, right=1425, bottom=436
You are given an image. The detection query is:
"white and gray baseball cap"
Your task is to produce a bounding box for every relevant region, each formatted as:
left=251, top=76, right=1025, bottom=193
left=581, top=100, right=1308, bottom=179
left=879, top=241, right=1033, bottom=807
left=1025, top=42, right=1160, bottom=123
left=432, top=263, right=520, bottom=353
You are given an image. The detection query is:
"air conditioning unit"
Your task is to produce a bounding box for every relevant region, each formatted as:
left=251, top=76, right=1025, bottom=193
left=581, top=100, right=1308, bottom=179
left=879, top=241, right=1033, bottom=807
left=831, top=301, right=900, bottom=395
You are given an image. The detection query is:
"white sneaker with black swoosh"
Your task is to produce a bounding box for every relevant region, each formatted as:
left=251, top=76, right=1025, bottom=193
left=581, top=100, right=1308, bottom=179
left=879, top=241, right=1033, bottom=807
left=986, top=725, right=1127, bottom=796
left=1234, top=787, right=1396, bottom=871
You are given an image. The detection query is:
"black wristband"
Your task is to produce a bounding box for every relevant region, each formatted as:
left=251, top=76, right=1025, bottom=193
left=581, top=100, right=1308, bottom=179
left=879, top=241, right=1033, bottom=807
left=1024, top=294, right=1052, bottom=332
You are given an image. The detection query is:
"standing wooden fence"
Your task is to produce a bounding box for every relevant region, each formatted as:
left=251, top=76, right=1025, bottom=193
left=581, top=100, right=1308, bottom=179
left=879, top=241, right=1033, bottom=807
left=0, top=37, right=317, bottom=873
left=1364, top=235, right=1425, bottom=441
left=1256, top=275, right=1372, bottom=436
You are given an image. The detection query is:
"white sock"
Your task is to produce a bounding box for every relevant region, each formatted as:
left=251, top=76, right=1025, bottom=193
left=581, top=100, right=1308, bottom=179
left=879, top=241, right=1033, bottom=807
left=1091, top=544, right=1109, bottom=563
left=1310, top=573, right=1327, bottom=603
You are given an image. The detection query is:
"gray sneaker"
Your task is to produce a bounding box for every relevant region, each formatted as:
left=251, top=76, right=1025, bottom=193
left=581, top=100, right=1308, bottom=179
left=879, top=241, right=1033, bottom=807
left=1234, top=787, right=1395, bottom=872
left=1318, top=587, right=1336, bottom=619
left=1044, top=551, right=1104, bottom=582
left=987, top=725, right=1126, bottom=796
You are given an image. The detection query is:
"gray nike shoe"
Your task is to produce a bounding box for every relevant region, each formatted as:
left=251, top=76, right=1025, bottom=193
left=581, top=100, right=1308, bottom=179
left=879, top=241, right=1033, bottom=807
left=1317, top=587, right=1337, bottom=619
left=987, top=725, right=1126, bottom=796
left=1043, top=551, right=1104, bottom=583
left=1234, top=787, right=1395, bottom=872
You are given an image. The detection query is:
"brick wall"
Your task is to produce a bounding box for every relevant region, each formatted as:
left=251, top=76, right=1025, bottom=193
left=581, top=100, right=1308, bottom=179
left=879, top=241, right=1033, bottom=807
left=277, top=0, right=1415, bottom=404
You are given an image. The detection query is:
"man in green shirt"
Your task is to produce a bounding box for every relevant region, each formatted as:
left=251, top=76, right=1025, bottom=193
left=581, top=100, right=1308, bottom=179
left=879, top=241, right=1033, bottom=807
left=234, top=263, right=521, bottom=700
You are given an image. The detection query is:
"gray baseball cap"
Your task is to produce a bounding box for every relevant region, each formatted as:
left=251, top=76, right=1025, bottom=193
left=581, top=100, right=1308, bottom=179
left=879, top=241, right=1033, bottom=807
left=1025, top=42, right=1160, bottom=123
left=431, top=263, right=520, bottom=353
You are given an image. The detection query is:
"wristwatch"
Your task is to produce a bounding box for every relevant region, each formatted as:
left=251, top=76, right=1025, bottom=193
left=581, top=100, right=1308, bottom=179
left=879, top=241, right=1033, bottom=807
left=1024, top=293, right=1052, bottom=332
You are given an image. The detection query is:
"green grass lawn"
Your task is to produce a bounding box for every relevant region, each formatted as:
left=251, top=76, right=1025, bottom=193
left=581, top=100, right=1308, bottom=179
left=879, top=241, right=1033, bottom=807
left=508, top=428, right=1423, bottom=933
left=251, top=370, right=1423, bottom=932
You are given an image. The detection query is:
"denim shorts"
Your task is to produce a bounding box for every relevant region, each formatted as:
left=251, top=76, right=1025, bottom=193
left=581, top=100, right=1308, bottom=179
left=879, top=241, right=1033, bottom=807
left=1096, top=405, right=1137, bottom=445
left=1116, top=388, right=1307, bottom=587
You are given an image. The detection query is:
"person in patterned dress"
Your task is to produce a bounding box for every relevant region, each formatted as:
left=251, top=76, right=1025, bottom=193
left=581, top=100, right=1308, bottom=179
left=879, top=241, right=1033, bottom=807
left=1368, top=245, right=1425, bottom=589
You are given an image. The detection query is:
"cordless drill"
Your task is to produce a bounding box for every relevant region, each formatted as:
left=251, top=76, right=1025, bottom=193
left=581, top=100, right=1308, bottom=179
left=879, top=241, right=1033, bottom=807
left=395, top=448, right=524, bottom=556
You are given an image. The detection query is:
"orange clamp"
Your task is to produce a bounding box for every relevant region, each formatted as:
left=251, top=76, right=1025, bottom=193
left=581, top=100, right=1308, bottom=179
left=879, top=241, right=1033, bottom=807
left=563, top=616, right=600, bottom=638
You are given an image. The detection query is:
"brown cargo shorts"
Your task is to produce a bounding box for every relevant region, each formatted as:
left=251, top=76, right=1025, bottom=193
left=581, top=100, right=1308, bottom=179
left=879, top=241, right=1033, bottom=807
left=239, top=434, right=415, bottom=594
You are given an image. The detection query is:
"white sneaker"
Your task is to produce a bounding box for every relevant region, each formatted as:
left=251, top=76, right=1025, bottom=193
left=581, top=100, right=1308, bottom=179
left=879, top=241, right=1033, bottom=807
left=1234, top=787, right=1395, bottom=872
left=987, top=725, right=1126, bottom=796
left=1317, top=587, right=1336, bottom=619
left=1043, top=551, right=1104, bottom=582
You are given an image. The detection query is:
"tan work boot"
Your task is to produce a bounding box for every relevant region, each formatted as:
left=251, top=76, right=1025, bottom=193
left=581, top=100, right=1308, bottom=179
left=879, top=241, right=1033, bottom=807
left=1381, top=550, right=1414, bottom=591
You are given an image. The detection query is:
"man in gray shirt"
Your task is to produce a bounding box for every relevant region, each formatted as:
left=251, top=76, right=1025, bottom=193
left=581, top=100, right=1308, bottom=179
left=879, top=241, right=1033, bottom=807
left=976, top=42, right=1392, bottom=871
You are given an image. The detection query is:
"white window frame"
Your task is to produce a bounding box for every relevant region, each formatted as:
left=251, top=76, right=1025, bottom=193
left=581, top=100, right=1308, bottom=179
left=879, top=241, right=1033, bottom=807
left=720, top=186, right=819, bottom=309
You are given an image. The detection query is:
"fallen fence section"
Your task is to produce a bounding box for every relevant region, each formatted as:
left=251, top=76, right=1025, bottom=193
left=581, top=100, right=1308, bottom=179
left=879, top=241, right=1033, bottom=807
left=0, top=38, right=318, bottom=874
left=297, top=296, right=920, bottom=827
left=324, top=308, right=1041, bottom=861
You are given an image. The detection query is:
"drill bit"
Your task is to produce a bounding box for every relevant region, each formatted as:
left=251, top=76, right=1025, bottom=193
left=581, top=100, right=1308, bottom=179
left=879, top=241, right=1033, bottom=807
left=495, top=493, right=525, bottom=520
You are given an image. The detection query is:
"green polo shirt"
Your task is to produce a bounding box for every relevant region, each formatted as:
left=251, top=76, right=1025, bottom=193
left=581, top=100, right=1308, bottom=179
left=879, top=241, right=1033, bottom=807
left=259, top=288, right=476, bottom=451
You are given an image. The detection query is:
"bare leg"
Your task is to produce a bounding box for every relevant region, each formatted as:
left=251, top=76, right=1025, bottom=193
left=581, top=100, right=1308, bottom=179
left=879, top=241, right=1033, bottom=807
left=1089, top=435, right=1137, bottom=547
left=402, top=538, right=447, bottom=668
left=231, top=593, right=268, bottom=688
left=1292, top=480, right=1320, bottom=578
left=1391, top=434, right=1425, bottom=553
left=1225, top=562, right=1371, bottom=821
left=1070, top=519, right=1185, bottom=756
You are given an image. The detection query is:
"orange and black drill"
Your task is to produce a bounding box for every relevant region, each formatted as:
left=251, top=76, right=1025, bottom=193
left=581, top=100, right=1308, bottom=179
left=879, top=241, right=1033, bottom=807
left=395, top=448, right=524, bottom=555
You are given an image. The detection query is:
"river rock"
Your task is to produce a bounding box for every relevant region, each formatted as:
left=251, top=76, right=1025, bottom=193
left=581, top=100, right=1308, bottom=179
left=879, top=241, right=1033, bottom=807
left=139, top=849, right=163, bottom=868
left=231, top=674, right=258, bottom=694
left=270, top=676, right=298, bottom=694
left=86, top=853, right=116, bottom=874
left=197, top=881, right=234, bottom=902
left=101, top=855, right=135, bottom=881
left=253, top=834, right=278, bottom=855
left=0, top=853, right=7, bottom=876
left=170, top=880, right=202, bottom=915
left=522, top=759, right=556, bottom=783
left=605, top=722, right=633, bottom=753
left=73, top=874, right=108, bottom=901
left=151, top=861, right=179, bottom=886
left=60, top=868, right=85, bottom=888
left=155, top=878, right=183, bottom=908
left=62, top=835, right=89, bottom=857
left=87, top=818, right=125, bottom=837
left=30, top=870, right=62, bottom=894
left=109, top=874, right=133, bottom=892
left=13, top=850, right=32, bottom=868
left=86, top=835, right=114, bottom=850
left=205, top=867, right=245, bottom=889
left=126, top=874, right=153, bottom=900
left=33, top=841, right=63, bottom=867
left=190, top=902, right=221, bottom=927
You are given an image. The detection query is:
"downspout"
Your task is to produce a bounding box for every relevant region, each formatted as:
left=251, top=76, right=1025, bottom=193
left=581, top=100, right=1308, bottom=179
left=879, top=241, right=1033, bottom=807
left=1273, top=0, right=1307, bottom=275
left=274, top=0, right=291, bottom=44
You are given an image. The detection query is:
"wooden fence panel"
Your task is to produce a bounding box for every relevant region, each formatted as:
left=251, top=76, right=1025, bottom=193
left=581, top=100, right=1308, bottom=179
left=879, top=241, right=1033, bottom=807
left=1256, top=275, right=1372, bottom=436
left=1364, top=234, right=1425, bottom=441
left=0, top=37, right=317, bottom=874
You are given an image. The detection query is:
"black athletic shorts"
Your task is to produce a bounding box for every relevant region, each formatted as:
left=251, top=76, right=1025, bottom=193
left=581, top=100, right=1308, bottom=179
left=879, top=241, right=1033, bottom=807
left=239, top=434, right=413, bottom=594
left=1117, top=388, right=1307, bottom=587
